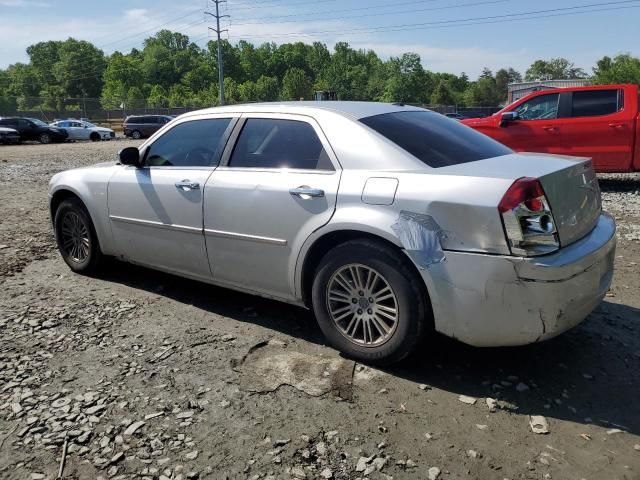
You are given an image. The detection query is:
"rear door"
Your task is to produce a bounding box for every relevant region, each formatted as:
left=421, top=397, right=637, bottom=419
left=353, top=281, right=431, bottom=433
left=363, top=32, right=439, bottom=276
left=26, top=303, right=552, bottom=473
left=108, top=115, right=236, bottom=280
left=558, top=88, right=633, bottom=172
left=501, top=92, right=565, bottom=154
left=203, top=114, right=341, bottom=301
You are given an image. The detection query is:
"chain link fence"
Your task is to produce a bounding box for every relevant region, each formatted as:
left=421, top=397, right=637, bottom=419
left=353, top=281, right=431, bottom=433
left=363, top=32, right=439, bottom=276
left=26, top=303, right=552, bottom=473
left=0, top=97, right=501, bottom=128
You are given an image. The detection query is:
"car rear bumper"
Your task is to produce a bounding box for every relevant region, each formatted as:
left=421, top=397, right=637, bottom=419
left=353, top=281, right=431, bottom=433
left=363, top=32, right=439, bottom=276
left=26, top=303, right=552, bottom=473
left=423, top=213, right=616, bottom=347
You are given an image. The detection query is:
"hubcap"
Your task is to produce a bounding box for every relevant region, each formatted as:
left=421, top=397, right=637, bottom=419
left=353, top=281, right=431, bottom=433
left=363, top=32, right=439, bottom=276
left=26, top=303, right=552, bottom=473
left=326, top=264, right=399, bottom=347
left=60, top=212, right=90, bottom=263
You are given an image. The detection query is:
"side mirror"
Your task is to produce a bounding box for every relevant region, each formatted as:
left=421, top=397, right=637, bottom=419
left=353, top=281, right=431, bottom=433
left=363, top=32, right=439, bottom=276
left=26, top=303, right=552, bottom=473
left=119, top=147, right=141, bottom=167
left=500, top=111, right=518, bottom=127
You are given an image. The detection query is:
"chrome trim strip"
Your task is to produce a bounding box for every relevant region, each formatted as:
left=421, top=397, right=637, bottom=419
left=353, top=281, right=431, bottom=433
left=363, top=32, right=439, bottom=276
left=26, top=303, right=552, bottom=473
left=109, top=215, right=202, bottom=234
left=204, top=228, right=287, bottom=246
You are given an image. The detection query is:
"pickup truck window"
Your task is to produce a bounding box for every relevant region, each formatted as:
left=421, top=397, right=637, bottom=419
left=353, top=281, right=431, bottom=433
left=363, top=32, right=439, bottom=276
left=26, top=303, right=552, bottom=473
left=571, top=89, right=621, bottom=117
left=513, top=93, right=559, bottom=120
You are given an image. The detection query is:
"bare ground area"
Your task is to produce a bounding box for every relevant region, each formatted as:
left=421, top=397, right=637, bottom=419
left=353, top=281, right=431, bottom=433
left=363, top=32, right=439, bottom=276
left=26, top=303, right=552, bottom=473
left=0, top=141, right=639, bottom=480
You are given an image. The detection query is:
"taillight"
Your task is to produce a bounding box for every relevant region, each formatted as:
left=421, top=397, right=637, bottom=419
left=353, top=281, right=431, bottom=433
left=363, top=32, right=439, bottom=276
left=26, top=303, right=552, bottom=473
left=499, top=177, right=559, bottom=256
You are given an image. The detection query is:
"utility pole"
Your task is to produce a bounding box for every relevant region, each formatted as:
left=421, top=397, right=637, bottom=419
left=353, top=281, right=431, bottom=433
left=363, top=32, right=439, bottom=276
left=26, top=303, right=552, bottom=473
left=205, top=1, right=229, bottom=106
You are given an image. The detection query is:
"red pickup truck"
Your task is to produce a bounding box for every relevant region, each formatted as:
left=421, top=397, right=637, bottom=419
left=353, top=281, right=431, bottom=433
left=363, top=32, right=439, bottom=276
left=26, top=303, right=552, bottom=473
left=461, top=84, right=640, bottom=173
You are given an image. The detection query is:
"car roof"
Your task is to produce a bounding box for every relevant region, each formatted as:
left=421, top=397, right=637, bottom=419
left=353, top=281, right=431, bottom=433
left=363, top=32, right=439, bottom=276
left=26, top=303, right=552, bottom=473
left=182, top=101, right=426, bottom=121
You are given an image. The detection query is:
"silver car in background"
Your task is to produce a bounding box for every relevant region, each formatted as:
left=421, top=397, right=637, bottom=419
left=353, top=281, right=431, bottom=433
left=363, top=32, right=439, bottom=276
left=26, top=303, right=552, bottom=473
left=48, top=102, right=616, bottom=365
left=50, top=119, right=115, bottom=141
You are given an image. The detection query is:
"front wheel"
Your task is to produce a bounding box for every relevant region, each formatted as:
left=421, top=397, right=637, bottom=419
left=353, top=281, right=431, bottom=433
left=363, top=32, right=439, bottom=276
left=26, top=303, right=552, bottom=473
left=39, top=133, right=51, bottom=144
left=54, top=198, right=102, bottom=274
left=90, top=132, right=100, bottom=142
left=312, top=239, right=428, bottom=365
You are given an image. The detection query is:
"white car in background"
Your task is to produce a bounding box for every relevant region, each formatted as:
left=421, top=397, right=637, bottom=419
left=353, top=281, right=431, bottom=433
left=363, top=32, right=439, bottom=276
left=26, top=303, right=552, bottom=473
left=50, top=120, right=115, bottom=141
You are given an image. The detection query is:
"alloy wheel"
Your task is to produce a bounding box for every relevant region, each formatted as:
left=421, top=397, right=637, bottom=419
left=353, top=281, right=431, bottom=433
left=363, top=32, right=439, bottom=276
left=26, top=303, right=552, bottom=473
left=326, top=263, right=399, bottom=347
left=60, top=211, right=90, bottom=263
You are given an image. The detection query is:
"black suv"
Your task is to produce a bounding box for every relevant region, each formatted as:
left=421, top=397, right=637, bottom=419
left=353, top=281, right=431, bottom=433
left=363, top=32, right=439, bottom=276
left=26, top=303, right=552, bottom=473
left=123, top=115, right=173, bottom=139
left=0, top=117, right=68, bottom=144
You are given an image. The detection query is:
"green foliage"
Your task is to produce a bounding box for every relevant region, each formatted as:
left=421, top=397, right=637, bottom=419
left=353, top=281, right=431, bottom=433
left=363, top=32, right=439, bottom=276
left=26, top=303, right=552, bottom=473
left=525, top=58, right=586, bottom=81
left=592, top=54, right=640, bottom=85
left=4, top=30, right=637, bottom=115
left=281, top=67, right=311, bottom=100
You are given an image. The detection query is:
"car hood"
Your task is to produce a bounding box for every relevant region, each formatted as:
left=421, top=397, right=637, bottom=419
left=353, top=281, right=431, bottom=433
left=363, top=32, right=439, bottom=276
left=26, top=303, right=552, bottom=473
left=460, top=116, right=495, bottom=126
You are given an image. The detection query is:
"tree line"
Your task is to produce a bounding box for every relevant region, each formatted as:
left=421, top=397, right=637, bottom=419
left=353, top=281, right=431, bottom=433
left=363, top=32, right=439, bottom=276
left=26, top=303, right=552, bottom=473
left=1, top=30, right=639, bottom=114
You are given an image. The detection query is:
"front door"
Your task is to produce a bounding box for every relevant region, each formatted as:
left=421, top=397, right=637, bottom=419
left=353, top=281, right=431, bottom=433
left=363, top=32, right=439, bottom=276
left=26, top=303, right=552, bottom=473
left=502, top=92, right=565, bottom=154
left=108, top=115, right=235, bottom=281
left=203, top=115, right=341, bottom=300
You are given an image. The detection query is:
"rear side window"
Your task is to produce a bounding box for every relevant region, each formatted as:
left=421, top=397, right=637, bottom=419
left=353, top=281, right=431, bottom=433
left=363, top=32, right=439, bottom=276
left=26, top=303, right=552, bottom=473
left=571, top=89, right=621, bottom=117
left=229, top=118, right=334, bottom=170
left=360, top=111, right=512, bottom=168
left=144, top=118, right=232, bottom=168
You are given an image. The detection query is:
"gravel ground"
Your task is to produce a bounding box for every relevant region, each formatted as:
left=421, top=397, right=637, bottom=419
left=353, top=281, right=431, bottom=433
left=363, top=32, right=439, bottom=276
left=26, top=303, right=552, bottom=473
left=0, top=141, right=639, bottom=480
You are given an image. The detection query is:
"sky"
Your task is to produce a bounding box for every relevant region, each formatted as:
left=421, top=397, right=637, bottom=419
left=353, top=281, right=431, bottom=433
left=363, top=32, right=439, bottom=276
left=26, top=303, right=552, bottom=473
left=0, top=0, right=638, bottom=78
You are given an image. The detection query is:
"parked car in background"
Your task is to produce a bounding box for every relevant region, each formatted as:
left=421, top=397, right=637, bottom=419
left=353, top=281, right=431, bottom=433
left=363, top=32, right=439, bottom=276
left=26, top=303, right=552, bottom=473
left=50, top=119, right=115, bottom=141
left=444, top=112, right=466, bottom=121
left=49, top=102, right=615, bottom=365
left=123, top=115, right=173, bottom=139
left=0, top=126, right=20, bottom=144
left=0, top=117, right=68, bottom=144
left=462, top=84, right=640, bottom=173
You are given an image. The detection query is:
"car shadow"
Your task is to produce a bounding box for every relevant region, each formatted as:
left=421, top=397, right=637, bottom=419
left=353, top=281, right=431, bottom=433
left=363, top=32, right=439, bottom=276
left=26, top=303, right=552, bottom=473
left=98, top=261, right=640, bottom=436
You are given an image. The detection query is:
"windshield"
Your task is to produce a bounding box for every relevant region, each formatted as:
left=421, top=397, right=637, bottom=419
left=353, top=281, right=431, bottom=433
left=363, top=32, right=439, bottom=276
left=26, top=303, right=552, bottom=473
left=360, top=111, right=512, bottom=168
left=27, top=118, right=48, bottom=127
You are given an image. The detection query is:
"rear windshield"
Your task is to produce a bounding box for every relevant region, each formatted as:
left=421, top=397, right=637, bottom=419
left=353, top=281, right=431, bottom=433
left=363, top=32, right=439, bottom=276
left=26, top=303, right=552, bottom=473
left=360, top=111, right=512, bottom=168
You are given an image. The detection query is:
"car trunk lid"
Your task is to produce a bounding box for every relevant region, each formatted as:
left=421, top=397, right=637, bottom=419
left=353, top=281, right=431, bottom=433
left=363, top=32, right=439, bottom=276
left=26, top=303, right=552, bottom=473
left=437, top=152, right=601, bottom=247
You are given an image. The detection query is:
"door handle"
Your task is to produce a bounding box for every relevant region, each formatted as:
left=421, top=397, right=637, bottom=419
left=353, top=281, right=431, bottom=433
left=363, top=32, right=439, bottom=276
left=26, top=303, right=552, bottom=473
left=608, top=123, right=625, bottom=129
left=289, top=186, right=325, bottom=199
left=175, top=180, right=200, bottom=191
left=542, top=125, right=558, bottom=132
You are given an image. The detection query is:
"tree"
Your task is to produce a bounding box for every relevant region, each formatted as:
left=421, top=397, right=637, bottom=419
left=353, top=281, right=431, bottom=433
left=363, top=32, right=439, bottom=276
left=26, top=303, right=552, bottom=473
left=148, top=85, right=169, bottom=107
left=495, top=68, right=522, bottom=102
left=381, top=53, right=427, bottom=103
left=464, top=77, right=502, bottom=106
left=281, top=67, right=312, bottom=100
left=255, top=75, right=279, bottom=101
left=525, top=58, right=586, bottom=81
left=430, top=81, right=456, bottom=105
left=592, top=54, right=640, bottom=85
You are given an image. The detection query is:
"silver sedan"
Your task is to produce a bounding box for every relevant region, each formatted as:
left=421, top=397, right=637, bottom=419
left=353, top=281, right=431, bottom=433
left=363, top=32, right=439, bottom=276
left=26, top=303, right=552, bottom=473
left=49, top=102, right=616, bottom=365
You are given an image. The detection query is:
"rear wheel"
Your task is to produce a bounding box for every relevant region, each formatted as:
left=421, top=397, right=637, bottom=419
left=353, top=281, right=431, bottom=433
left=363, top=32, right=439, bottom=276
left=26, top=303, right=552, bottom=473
left=312, top=239, right=428, bottom=365
left=39, top=133, right=51, bottom=144
left=131, top=130, right=142, bottom=140
left=54, top=198, right=102, bottom=274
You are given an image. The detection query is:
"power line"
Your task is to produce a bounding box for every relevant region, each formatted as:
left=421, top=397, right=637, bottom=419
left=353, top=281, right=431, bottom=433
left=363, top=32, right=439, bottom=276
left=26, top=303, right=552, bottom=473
left=227, top=0, right=640, bottom=38
left=230, top=0, right=509, bottom=27
left=225, top=0, right=339, bottom=12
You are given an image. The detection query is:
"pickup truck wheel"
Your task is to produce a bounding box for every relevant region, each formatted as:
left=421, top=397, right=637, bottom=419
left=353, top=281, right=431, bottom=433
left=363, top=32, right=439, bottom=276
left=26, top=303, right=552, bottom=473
left=312, top=239, right=427, bottom=365
left=131, top=130, right=142, bottom=140
left=39, top=133, right=51, bottom=144
left=54, top=198, right=102, bottom=274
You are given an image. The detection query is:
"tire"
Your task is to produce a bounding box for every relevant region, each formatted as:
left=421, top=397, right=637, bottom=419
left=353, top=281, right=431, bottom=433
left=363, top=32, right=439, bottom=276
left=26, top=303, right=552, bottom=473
left=311, top=239, right=428, bottom=365
left=131, top=130, right=142, bottom=140
left=90, top=132, right=100, bottom=142
left=39, top=133, right=51, bottom=144
left=54, top=198, right=103, bottom=274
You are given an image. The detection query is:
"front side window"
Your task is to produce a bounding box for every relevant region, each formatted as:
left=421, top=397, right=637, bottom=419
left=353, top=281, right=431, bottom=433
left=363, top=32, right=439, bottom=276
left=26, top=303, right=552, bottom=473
left=514, top=93, right=560, bottom=120
left=229, top=118, right=333, bottom=170
left=571, top=89, right=621, bottom=117
left=360, top=111, right=512, bottom=168
left=144, top=118, right=232, bottom=168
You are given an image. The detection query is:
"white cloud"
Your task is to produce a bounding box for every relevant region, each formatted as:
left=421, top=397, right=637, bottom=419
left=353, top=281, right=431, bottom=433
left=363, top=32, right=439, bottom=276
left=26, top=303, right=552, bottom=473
left=0, top=0, right=49, bottom=6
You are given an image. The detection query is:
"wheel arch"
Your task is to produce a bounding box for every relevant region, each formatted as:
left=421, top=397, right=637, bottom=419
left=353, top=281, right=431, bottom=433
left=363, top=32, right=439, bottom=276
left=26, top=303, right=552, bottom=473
left=49, top=184, right=114, bottom=256
left=297, top=228, right=434, bottom=320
